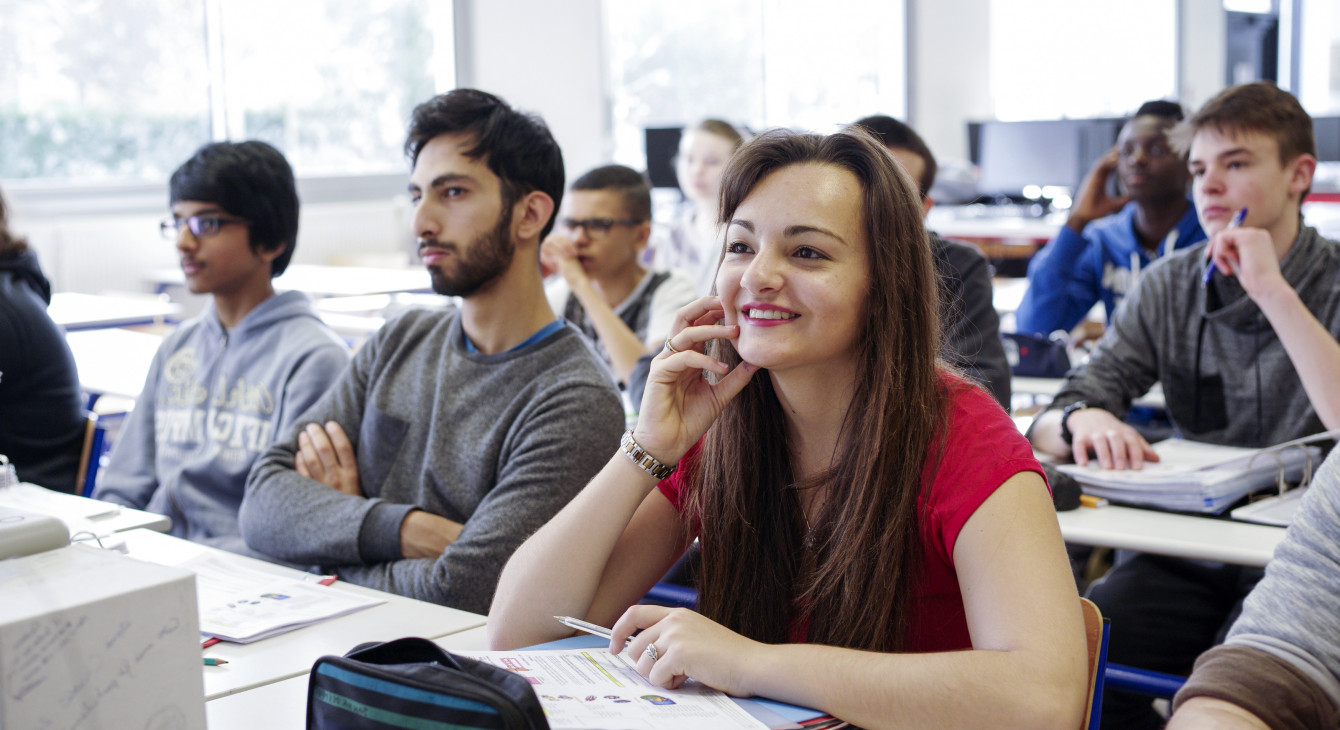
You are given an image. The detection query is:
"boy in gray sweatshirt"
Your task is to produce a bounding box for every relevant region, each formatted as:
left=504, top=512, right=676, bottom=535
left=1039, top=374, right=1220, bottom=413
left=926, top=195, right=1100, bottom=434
left=1028, top=82, right=1340, bottom=729
left=94, top=141, right=350, bottom=556
left=240, top=90, right=624, bottom=614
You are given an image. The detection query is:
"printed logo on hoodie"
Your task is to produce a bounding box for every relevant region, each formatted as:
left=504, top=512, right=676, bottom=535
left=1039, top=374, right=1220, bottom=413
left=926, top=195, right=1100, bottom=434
left=155, top=347, right=276, bottom=465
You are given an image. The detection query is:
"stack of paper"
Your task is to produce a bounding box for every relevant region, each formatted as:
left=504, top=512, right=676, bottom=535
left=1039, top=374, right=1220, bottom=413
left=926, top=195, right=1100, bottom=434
left=1056, top=438, right=1322, bottom=514
left=184, top=554, right=385, bottom=643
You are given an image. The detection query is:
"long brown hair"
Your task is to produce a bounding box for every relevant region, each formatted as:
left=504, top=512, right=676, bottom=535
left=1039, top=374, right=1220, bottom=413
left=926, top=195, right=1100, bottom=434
left=686, top=128, right=948, bottom=652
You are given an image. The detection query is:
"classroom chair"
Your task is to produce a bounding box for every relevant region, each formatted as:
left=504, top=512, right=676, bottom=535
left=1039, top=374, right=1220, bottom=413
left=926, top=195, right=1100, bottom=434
left=1080, top=596, right=1109, bottom=730
left=75, top=413, right=107, bottom=496
left=640, top=582, right=698, bottom=609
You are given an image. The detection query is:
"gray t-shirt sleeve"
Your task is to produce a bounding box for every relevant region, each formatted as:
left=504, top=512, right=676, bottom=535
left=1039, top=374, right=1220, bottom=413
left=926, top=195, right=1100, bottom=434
left=1221, top=449, right=1340, bottom=708
left=93, top=339, right=169, bottom=509
left=329, top=381, right=622, bottom=613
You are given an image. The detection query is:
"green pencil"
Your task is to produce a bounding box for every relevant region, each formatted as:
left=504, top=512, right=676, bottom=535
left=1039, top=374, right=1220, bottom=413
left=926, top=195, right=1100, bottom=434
left=203, top=657, right=229, bottom=666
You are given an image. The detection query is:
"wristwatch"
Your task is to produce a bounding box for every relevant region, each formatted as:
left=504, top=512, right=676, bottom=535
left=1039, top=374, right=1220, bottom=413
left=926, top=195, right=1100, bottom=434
left=1059, top=401, right=1089, bottom=446
left=620, top=430, right=677, bottom=480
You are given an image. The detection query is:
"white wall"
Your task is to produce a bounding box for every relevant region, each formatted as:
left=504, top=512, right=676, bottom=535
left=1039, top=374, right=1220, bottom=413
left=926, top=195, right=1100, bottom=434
left=908, top=0, right=993, bottom=162
left=1180, top=0, right=1229, bottom=111
left=454, top=0, right=609, bottom=185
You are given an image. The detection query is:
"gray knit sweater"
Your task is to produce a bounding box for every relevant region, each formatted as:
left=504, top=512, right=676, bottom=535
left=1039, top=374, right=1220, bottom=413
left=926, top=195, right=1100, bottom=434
left=1173, top=448, right=1340, bottom=728
left=240, top=308, right=624, bottom=613
left=1048, top=225, right=1340, bottom=447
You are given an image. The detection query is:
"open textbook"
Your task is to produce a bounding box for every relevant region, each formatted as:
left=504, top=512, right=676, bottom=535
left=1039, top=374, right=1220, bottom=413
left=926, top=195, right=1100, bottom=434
left=1056, top=432, right=1336, bottom=514
left=455, top=648, right=773, bottom=730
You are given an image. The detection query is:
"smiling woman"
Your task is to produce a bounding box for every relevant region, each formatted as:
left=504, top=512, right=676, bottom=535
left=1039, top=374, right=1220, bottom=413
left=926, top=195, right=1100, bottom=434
left=490, top=127, right=1089, bottom=730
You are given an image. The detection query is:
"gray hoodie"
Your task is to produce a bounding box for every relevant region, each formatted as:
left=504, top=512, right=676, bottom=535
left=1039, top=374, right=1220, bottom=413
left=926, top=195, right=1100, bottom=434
left=94, top=290, right=349, bottom=555
left=1048, top=224, right=1340, bottom=447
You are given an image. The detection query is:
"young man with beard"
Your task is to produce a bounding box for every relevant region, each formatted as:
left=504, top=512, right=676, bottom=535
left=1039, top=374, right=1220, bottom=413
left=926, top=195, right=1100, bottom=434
left=240, top=90, right=625, bottom=612
left=1015, top=101, right=1206, bottom=336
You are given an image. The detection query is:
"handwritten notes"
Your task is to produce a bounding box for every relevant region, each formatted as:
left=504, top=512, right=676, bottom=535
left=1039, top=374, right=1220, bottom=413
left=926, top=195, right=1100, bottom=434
left=0, top=545, right=205, bottom=729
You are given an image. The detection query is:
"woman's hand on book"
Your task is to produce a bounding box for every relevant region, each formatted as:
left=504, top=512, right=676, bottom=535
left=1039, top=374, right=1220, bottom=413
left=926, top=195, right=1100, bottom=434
left=612, top=604, right=765, bottom=697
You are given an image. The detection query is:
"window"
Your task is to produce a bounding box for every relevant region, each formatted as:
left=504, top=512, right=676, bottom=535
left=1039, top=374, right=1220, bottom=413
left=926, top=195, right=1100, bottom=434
left=0, top=0, right=452, bottom=182
left=604, top=0, right=907, bottom=169
left=988, top=0, right=1177, bottom=121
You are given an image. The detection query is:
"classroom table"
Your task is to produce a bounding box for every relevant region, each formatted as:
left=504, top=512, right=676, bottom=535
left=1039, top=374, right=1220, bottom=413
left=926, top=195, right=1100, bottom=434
left=118, top=529, right=487, bottom=701
left=1055, top=504, right=1286, bottom=567
left=204, top=626, right=493, bottom=728
left=928, top=205, right=1063, bottom=243
left=1012, top=377, right=1167, bottom=410
left=0, top=482, right=170, bottom=535
left=48, top=292, right=181, bottom=330
left=65, top=327, right=163, bottom=401
left=149, top=263, right=434, bottom=299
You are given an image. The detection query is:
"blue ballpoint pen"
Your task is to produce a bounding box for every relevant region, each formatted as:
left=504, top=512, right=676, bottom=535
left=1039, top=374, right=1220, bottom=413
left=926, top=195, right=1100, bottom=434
left=1203, top=207, right=1248, bottom=285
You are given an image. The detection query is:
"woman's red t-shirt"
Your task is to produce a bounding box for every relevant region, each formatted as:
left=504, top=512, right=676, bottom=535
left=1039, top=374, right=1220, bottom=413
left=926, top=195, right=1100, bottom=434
left=655, top=379, right=1046, bottom=653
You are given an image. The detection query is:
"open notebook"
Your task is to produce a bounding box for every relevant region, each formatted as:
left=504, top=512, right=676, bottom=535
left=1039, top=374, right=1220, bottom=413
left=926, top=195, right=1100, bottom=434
left=1055, top=432, right=1335, bottom=514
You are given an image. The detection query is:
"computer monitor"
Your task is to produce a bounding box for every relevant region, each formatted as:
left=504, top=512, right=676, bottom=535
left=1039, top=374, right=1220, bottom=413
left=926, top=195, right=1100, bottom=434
left=644, top=127, right=683, bottom=189
left=1313, top=116, right=1340, bottom=162
left=973, top=118, right=1122, bottom=198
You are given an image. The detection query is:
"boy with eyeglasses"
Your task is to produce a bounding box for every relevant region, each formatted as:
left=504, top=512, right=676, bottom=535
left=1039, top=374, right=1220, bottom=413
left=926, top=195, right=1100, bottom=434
left=1015, top=100, right=1206, bottom=336
left=94, top=140, right=349, bottom=557
left=541, top=164, right=696, bottom=384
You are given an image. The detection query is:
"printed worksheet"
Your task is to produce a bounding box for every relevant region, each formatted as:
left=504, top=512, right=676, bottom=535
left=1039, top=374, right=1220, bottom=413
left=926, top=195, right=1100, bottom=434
left=457, top=648, right=768, bottom=730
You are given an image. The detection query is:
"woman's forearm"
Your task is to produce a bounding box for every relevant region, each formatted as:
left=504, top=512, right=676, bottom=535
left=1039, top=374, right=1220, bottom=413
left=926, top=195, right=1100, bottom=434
left=487, top=453, right=677, bottom=649
left=747, top=641, right=1087, bottom=730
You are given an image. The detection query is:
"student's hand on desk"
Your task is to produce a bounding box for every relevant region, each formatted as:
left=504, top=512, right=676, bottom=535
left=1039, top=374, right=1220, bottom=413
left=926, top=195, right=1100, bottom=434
left=296, top=422, right=363, bottom=497
left=1067, top=408, right=1159, bottom=470
left=539, top=231, right=586, bottom=284
left=1067, top=148, right=1130, bottom=232
left=612, top=605, right=764, bottom=696
left=1206, top=226, right=1288, bottom=301
left=633, top=297, right=756, bottom=466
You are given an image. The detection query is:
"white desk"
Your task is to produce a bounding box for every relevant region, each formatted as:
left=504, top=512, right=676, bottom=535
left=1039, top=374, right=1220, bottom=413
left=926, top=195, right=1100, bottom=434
left=1011, top=377, right=1167, bottom=410
left=119, top=529, right=487, bottom=700
left=992, top=277, right=1030, bottom=315
left=0, top=482, right=170, bottom=534
left=203, top=626, right=493, bottom=728
left=150, top=264, right=433, bottom=299
left=49, top=292, right=180, bottom=330
left=66, top=328, right=163, bottom=400
left=929, top=206, right=1063, bottom=243
left=1056, top=505, right=1286, bottom=567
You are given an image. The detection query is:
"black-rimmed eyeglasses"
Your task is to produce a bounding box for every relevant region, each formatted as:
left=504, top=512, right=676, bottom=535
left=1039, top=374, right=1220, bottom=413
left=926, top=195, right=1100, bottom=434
left=559, top=217, right=643, bottom=239
left=160, top=215, right=251, bottom=240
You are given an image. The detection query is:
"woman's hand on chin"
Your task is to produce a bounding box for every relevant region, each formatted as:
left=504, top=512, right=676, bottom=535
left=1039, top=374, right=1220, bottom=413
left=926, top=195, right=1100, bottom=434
left=610, top=605, right=767, bottom=697
left=634, top=296, right=756, bottom=465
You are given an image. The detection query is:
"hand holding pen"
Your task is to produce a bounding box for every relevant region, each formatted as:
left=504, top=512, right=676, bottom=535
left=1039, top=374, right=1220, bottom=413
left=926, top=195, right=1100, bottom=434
left=1203, top=207, right=1248, bottom=285
left=1203, top=207, right=1291, bottom=301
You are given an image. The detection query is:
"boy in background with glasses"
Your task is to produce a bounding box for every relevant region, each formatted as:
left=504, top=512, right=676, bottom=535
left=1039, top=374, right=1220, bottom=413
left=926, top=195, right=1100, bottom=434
left=94, top=140, right=349, bottom=557
left=541, top=164, right=696, bottom=385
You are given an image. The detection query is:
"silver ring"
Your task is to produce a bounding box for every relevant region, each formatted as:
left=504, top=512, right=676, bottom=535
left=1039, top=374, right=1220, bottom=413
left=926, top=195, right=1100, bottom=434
left=663, top=337, right=680, bottom=354
left=644, top=644, right=660, bottom=662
